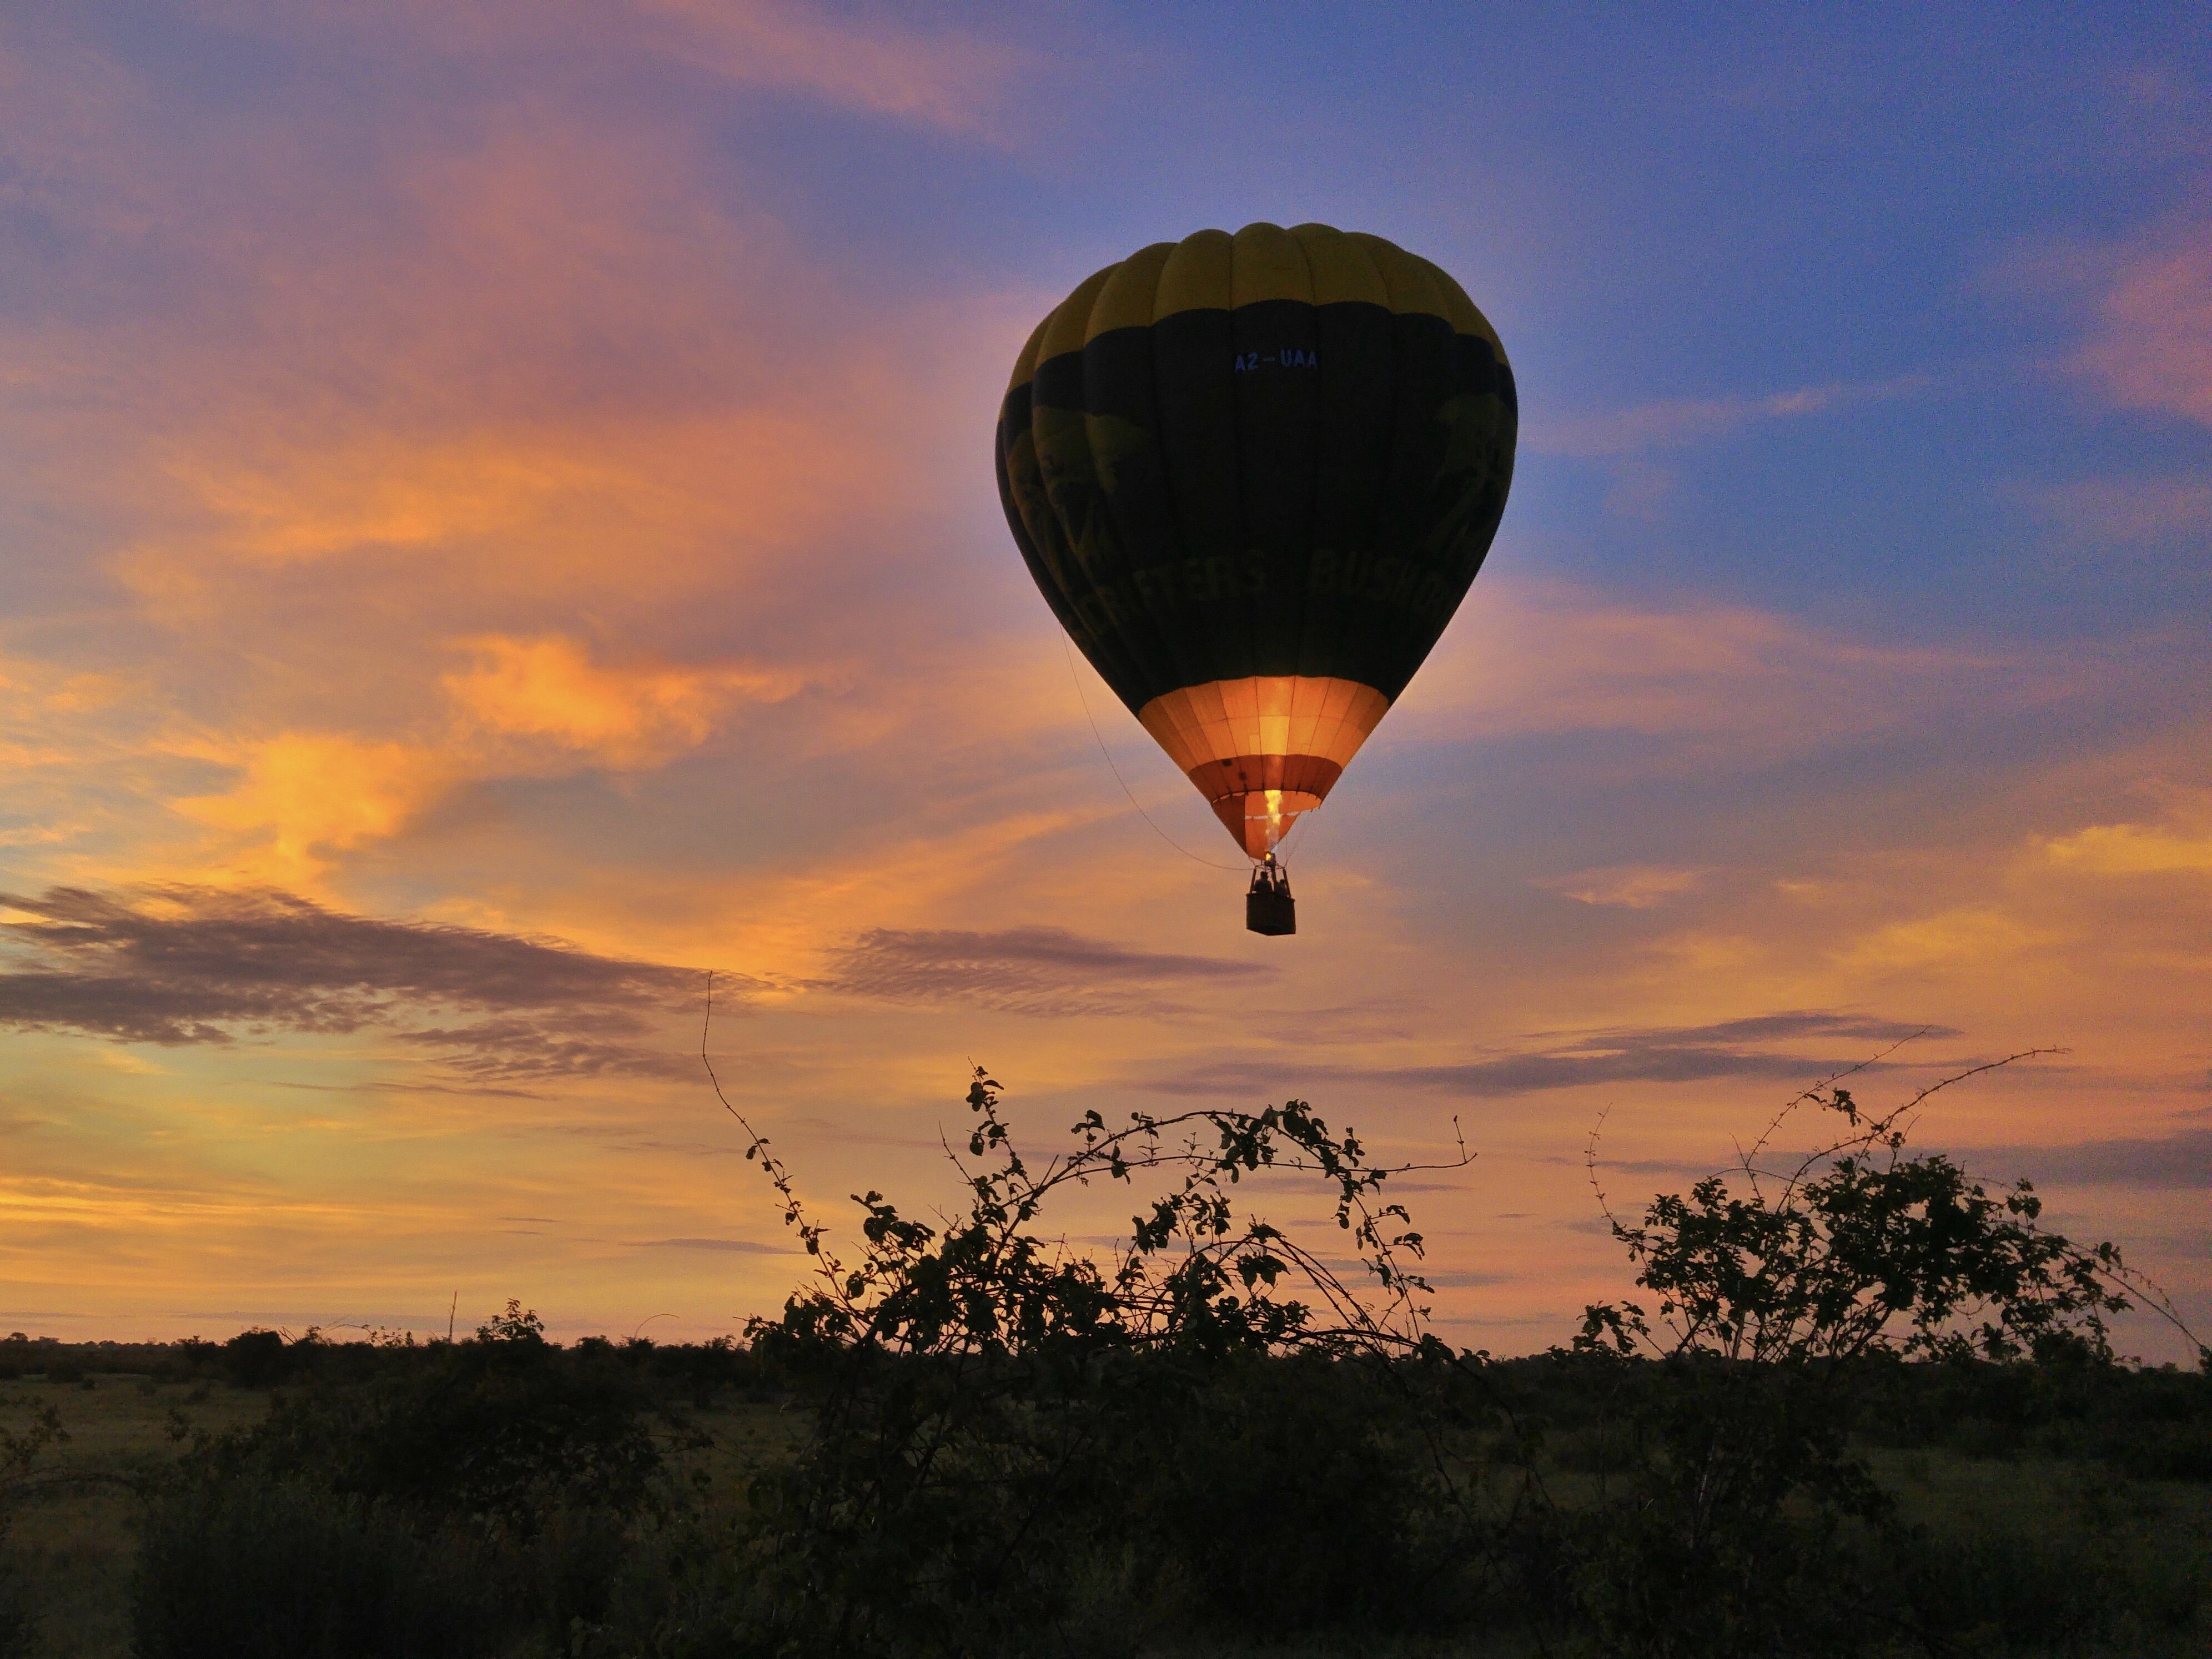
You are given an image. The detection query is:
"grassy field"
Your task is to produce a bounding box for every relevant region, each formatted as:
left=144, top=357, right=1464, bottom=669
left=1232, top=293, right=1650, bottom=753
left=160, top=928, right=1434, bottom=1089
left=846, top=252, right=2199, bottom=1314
left=7, top=1374, right=263, bottom=1659
left=3, top=1369, right=800, bottom=1659
left=7, top=1364, right=2209, bottom=1658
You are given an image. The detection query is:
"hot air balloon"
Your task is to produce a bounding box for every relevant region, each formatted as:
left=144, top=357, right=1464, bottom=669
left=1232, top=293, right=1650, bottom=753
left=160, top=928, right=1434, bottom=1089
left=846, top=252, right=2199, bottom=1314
left=994, top=223, right=1516, bottom=934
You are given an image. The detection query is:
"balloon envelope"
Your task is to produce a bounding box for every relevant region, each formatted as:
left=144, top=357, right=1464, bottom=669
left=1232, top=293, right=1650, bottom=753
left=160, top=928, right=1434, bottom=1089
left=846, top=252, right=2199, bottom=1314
left=996, top=223, right=1516, bottom=857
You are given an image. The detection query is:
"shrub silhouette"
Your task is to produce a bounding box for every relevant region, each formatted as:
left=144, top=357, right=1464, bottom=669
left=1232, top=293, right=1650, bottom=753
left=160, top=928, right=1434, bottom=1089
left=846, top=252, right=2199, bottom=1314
left=222, top=1330, right=293, bottom=1389
left=702, top=1039, right=1470, bottom=1654
left=1559, top=1058, right=2203, bottom=1656
left=197, top=1313, right=661, bottom=1531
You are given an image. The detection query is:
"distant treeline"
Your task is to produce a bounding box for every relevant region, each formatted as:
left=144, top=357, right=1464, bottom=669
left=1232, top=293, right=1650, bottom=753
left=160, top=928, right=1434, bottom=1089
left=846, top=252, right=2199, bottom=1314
left=0, top=1327, right=778, bottom=1396
left=7, top=1329, right=2209, bottom=1479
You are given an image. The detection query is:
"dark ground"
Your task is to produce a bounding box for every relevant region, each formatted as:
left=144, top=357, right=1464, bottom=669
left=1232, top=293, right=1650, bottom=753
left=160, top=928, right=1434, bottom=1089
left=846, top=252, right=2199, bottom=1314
left=2, top=1336, right=2208, bottom=1658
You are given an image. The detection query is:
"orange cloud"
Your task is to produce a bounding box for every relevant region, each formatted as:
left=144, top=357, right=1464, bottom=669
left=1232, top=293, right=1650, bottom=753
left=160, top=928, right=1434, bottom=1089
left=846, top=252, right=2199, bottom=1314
left=139, top=403, right=943, bottom=601
left=0, top=656, right=127, bottom=768
left=157, top=434, right=635, bottom=568
left=0, top=48, right=1043, bottom=902
left=696, top=806, right=1107, bottom=979
left=162, top=635, right=801, bottom=879
left=5, top=64, right=1028, bottom=639
left=176, top=735, right=459, bottom=880
left=1829, top=905, right=2063, bottom=978
left=2044, top=816, right=2212, bottom=877
left=446, top=635, right=801, bottom=768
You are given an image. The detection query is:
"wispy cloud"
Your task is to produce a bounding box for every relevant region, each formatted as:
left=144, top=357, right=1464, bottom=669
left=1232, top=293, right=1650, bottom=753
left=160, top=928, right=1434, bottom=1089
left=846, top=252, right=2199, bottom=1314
left=1536, top=864, right=1705, bottom=909
left=1526, top=376, right=1930, bottom=457
left=1397, top=579, right=2018, bottom=765
left=2071, top=209, right=2212, bottom=428
left=627, top=0, right=1032, bottom=139
left=635, top=1235, right=788, bottom=1254
left=2019, top=476, right=2212, bottom=546
left=818, top=926, right=1269, bottom=1017
left=207, top=2, right=1032, bottom=143
left=1140, top=1011, right=1954, bottom=1099
left=1963, top=1128, right=2212, bottom=1190
left=391, top=1014, right=700, bottom=1083
left=0, top=886, right=717, bottom=1077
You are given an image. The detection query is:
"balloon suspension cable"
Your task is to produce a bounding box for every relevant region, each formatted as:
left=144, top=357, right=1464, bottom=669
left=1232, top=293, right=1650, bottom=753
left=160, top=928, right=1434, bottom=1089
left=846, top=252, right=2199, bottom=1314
left=1062, top=635, right=1249, bottom=873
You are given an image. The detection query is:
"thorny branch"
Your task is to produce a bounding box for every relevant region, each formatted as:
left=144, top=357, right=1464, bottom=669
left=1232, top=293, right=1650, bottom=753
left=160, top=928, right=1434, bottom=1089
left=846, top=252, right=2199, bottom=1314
left=701, top=969, right=1476, bottom=1364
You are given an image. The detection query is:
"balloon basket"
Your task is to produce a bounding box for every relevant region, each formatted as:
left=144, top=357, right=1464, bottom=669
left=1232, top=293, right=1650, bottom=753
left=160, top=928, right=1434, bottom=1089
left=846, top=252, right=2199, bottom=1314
left=1245, top=858, right=1295, bottom=936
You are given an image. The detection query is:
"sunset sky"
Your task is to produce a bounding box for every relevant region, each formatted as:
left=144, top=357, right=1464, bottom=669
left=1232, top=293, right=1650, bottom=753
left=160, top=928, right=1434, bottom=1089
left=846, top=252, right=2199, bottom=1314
left=2, top=4, right=2208, bottom=1358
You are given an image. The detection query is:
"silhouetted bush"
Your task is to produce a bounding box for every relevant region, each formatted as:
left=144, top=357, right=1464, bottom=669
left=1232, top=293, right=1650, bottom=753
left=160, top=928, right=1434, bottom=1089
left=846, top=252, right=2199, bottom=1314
left=707, top=1066, right=1469, bottom=1656
left=238, top=1307, right=661, bottom=1530
left=1552, top=1067, right=2203, bottom=1656
left=221, top=1330, right=292, bottom=1389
